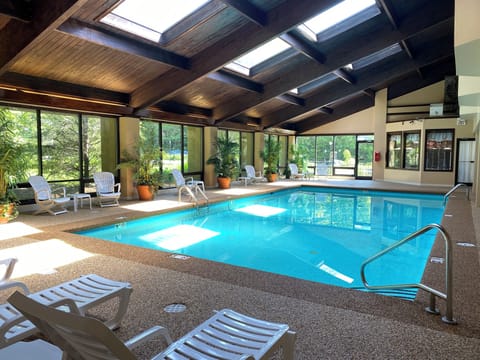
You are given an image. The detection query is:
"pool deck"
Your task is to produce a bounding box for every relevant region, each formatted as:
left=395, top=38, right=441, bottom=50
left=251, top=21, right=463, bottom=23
left=1, top=179, right=479, bottom=359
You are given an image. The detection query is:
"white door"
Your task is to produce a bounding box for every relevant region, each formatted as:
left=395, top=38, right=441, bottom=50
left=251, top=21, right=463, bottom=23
left=456, top=139, right=476, bottom=185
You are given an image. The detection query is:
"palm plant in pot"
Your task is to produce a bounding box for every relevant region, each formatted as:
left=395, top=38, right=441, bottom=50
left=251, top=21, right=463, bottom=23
left=260, top=137, right=281, bottom=182
left=117, top=138, right=162, bottom=201
left=206, top=136, right=239, bottom=189
left=0, top=109, right=27, bottom=223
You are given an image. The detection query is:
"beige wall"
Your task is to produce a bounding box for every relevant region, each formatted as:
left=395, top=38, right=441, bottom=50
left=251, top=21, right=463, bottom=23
left=304, top=107, right=374, bottom=135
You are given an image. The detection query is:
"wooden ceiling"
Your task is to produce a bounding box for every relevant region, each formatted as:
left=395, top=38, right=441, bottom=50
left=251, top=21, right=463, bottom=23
left=0, top=0, right=455, bottom=133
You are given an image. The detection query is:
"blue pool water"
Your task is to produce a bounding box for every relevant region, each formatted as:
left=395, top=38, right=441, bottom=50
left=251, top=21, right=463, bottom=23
left=77, top=187, right=445, bottom=299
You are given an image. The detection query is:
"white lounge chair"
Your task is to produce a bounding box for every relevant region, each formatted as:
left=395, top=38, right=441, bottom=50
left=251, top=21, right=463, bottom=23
left=239, top=165, right=266, bottom=186
left=93, top=172, right=121, bottom=207
left=288, top=163, right=306, bottom=180
left=8, top=291, right=296, bottom=360
left=0, top=272, right=132, bottom=349
left=0, top=258, right=28, bottom=295
left=172, top=169, right=205, bottom=192
left=0, top=339, right=62, bottom=360
left=28, top=176, right=71, bottom=215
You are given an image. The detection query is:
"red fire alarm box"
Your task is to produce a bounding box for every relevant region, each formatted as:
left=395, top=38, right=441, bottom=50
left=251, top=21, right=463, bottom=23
left=374, top=151, right=381, bottom=162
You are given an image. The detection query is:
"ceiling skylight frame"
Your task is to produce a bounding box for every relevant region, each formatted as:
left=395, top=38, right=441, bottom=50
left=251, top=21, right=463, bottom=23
left=99, top=0, right=223, bottom=44
left=351, top=43, right=403, bottom=70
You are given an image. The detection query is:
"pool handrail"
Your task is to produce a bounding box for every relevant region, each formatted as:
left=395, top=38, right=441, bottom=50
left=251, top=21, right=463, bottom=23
left=360, top=223, right=456, bottom=324
left=178, top=184, right=208, bottom=205
left=443, top=183, right=469, bottom=206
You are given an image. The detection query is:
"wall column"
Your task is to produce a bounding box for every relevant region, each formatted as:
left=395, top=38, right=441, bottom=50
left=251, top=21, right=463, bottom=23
left=373, top=88, right=387, bottom=180
left=119, top=116, right=139, bottom=199
left=204, top=126, right=217, bottom=187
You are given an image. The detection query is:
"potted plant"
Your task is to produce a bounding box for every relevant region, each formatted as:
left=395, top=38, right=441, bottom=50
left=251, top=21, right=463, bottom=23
left=260, top=137, right=281, bottom=182
left=0, top=109, right=27, bottom=223
left=206, top=136, right=239, bottom=189
left=117, top=139, right=162, bottom=201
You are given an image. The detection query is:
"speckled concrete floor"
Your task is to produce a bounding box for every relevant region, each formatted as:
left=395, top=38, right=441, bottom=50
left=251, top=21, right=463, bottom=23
left=1, top=179, right=479, bottom=359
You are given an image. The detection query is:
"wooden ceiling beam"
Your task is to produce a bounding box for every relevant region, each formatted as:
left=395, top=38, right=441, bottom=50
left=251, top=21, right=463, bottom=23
left=276, top=93, right=305, bottom=106
left=333, top=69, right=356, bottom=84
left=58, top=19, right=190, bottom=70
left=280, top=30, right=326, bottom=63
left=155, top=101, right=212, bottom=119
left=0, top=0, right=32, bottom=22
left=0, top=72, right=130, bottom=104
left=220, top=0, right=267, bottom=26
left=211, top=3, right=453, bottom=124
left=207, top=70, right=263, bottom=93
left=130, top=0, right=344, bottom=110
left=263, top=48, right=454, bottom=129
left=0, top=0, right=88, bottom=77
left=376, top=0, right=398, bottom=29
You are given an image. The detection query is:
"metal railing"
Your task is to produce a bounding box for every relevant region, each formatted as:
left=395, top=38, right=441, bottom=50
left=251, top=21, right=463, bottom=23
left=443, top=183, right=469, bottom=206
left=178, top=184, right=208, bottom=205
left=360, top=223, right=456, bottom=324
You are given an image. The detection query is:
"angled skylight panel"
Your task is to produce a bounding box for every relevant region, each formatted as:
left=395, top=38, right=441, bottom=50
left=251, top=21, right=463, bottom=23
left=351, top=43, right=403, bottom=70
left=224, top=38, right=292, bottom=76
left=290, top=73, right=338, bottom=95
left=100, top=0, right=211, bottom=43
left=299, top=0, right=379, bottom=42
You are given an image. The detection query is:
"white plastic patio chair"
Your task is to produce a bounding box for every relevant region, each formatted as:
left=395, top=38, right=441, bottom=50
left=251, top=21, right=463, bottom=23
left=93, top=172, right=121, bottom=207
left=28, top=176, right=71, bottom=215
left=0, top=258, right=29, bottom=295
left=0, top=339, right=62, bottom=360
left=288, top=163, right=306, bottom=180
left=239, top=165, right=266, bottom=186
left=8, top=291, right=296, bottom=360
left=172, top=169, right=205, bottom=192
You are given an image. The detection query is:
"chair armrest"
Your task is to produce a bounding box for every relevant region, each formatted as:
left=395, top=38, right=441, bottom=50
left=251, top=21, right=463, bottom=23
left=125, top=325, right=172, bottom=350
left=114, top=183, right=121, bottom=192
left=0, top=258, right=17, bottom=282
left=52, top=186, right=67, bottom=198
left=44, top=297, right=82, bottom=315
left=185, top=177, right=194, bottom=184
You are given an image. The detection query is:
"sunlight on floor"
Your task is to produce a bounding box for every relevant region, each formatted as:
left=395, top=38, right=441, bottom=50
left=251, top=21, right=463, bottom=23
left=0, top=239, right=94, bottom=278
left=122, top=199, right=187, bottom=212
left=0, top=222, right=43, bottom=241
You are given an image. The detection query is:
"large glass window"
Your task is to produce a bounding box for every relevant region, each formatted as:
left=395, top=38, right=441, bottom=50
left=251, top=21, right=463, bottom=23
left=333, top=135, right=356, bottom=175
left=240, top=132, right=254, bottom=168
left=425, top=129, right=454, bottom=171
left=162, top=123, right=182, bottom=171
left=387, top=133, right=401, bottom=168
left=404, top=132, right=420, bottom=170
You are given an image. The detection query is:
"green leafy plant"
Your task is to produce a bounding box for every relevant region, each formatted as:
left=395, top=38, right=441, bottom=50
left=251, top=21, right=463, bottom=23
left=289, top=143, right=306, bottom=172
left=206, top=136, right=239, bottom=179
left=117, top=140, right=163, bottom=186
left=260, top=137, right=281, bottom=175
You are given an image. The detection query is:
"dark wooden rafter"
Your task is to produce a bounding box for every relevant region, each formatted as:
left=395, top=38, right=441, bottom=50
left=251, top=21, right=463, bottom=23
left=280, top=29, right=326, bottom=63
left=0, top=0, right=88, bottom=77
left=219, top=0, right=267, bottom=27
left=318, top=106, right=333, bottom=114
left=130, top=0, right=345, bottom=110
left=57, top=19, right=190, bottom=70
left=207, top=70, right=263, bottom=93
left=263, top=46, right=454, bottom=129
left=134, top=108, right=211, bottom=126
left=362, top=88, right=376, bottom=98
left=333, top=69, right=356, bottom=84
left=212, top=3, right=454, bottom=124
left=0, top=72, right=129, bottom=104
left=155, top=101, right=212, bottom=119
left=0, top=0, right=32, bottom=22
left=276, top=93, right=305, bottom=106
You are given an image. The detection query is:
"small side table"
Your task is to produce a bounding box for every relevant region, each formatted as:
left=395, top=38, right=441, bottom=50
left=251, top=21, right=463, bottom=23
left=70, top=193, right=92, bottom=212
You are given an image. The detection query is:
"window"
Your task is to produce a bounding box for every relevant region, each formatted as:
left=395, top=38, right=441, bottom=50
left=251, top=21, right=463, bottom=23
left=100, top=0, right=214, bottom=43
left=404, top=132, right=420, bottom=170
left=425, top=129, right=454, bottom=171
left=387, top=133, right=401, bottom=168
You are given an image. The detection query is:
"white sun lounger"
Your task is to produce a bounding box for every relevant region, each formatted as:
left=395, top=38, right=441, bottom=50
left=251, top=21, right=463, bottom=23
left=0, top=273, right=132, bottom=349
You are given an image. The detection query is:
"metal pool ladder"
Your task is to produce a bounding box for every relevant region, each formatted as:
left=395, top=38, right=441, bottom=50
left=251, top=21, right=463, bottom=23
left=360, top=223, right=456, bottom=324
left=178, top=184, right=208, bottom=205
left=443, top=183, right=469, bottom=206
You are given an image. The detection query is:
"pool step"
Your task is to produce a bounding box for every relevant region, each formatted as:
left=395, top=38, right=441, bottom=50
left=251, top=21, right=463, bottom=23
left=352, top=287, right=417, bottom=301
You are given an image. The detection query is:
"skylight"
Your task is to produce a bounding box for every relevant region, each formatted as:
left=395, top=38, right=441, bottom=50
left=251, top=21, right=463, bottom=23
left=224, top=38, right=292, bottom=76
left=298, top=0, right=378, bottom=41
left=100, top=0, right=210, bottom=43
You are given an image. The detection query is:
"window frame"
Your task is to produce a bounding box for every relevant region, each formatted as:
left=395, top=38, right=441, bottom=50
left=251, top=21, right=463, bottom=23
left=424, top=129, right=454, bottom=172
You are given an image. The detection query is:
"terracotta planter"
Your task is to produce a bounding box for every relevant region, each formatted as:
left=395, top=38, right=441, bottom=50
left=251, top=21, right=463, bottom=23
left=266, top=173, right=277, bottom=182
left=137, top=185, right=155, bottom=201
left=217, top=177, right=231, bottom=189
left=0, top=202, right=18, bottom=224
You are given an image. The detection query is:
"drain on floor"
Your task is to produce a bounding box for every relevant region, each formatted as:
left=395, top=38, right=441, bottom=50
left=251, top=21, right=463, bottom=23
left=164, top=303, right=187, bottom=313
left=457, top=242, right=476, bottom=247
left=170, top=254, right=190, bottom=260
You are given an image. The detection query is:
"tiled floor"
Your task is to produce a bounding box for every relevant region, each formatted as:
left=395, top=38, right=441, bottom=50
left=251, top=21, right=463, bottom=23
left=1, top=179, right=479, bottom=359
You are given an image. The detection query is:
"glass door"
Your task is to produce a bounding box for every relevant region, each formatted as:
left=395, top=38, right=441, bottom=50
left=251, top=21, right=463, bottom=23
left=356, top=138, right=373, bottom=179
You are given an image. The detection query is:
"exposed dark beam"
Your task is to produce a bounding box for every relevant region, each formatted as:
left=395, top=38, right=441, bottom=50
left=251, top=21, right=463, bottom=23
left=58, top=19, right=190, bottom=70
left=0, top=0, right=87, bottom=77
left=318, top=106, right=333, bottom=114
left=130, top=0, right=344, bottom=110
left=212, top=3, right=454, bottom=123
left=135, top=108, right=211, bottom=127
left=0, top=72, right=130, bottom=104
left=362, top=88, right=376, bottom=98
left=400, top=39, right=422, bottom=78
left=263, top=47, right=454, bottom=129
left=280, top=30, right=325, bottom=63
left=220, top=0, right=267, bottom=26
left=0, top=88, right=134, bottom=116
left=276, top=93, right=305, bottom=106
left=333, top=69, right=356, bottom=84
left=0, top=0, right=32, bottom=21
left=156, top=101, right=212, bottom=120
left=376, top=0, right=398, bottom=29
left=294, top=95, right=375, bottom=133
left=207, top=70, right=264, bottom=93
